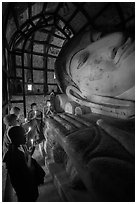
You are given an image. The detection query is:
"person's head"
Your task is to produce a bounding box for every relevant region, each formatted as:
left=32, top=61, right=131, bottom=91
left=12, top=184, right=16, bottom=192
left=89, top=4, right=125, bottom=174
left=3, top=114, right=18, bottom=127
left=10, top=107, right=20, bottom=119
left=31, top=103, right=37, bottom=111
left=8, top=126, right=26, bottom=146
left=46, top=100, right=51, bottom=107
left=56, top=29, right=135, bottom=101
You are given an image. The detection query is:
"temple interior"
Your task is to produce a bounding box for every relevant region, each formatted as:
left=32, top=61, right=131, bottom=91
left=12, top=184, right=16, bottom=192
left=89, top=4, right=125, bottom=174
left=2, top=2, right=135, bottom=202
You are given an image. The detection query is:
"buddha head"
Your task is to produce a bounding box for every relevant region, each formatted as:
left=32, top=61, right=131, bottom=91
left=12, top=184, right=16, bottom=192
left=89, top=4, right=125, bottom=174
left=55, top=27, right=135, bottom=118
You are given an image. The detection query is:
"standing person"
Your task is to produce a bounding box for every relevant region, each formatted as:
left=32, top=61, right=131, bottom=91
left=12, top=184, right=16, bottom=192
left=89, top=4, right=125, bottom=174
left=27, top=103, right=42, bottom=140
left=3, top=126, right=40, bottom=201
left=3, top=114, right=19, bottom=162
left=27, top=103, right=45, bottom=155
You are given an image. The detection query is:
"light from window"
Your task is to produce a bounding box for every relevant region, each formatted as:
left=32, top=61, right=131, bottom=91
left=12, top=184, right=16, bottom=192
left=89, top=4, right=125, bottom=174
left=28, top=84, right=32, bottom=91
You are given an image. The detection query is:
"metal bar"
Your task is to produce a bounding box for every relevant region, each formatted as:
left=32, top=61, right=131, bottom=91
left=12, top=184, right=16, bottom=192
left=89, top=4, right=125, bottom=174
left=47, top=69, right=54, bottom=72
left=12, top=49, right=58, bottom=58
left=13, top=54, right=16, bottom=78
left=33, top=40, right=62, bottom=49
left=10, top=100, right=24, bottom=103
left=25, top=93, right=44, bottom=96
left=47, top=83, right=57, bottom=86
left=8, top=76, right=22, bottom=80
left=16, top=65, right=44, bottom=71
left=11, top=23, right=66, bottom=51
left=2, top=29, right=9, bottom=107
left=9, top=51, right=22, bottom=55
left=2, top=3, right=11, bottom=51
left=30, top=35, right=34, bottom=84
left=55, top=24, right=70, bottom=39
left=21, top=49, right=26, bottom=117
left=40, top=28, right=66, bottom=40
left=16, top=66, right=55, bottom=72
left=44, top=14, right=61, bottom=95
left=44, top=20, right=53, bottom=95
left=43, top=38, right=48, bottom=95
left=25, top=82, right=45, bottom=85
left=7, top=51, right=11, bottom=110
left=55, top=14, right=75, bottom=36
left=35, top=3, right=48, bottom=27
left=9, top=10, right=67, bottom=48
left=10, top=93, right=45, bottom=97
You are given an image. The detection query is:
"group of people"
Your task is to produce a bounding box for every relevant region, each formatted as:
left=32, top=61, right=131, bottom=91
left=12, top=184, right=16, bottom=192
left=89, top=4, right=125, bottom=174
left=3, top=105, right=45, bottom=201
left=2, top=90, right=57, bottom=201
left=3, top=104, right=43, bottom=158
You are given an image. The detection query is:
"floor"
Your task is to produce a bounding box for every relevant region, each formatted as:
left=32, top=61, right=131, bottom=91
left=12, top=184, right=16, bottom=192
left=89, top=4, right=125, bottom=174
left=37, top=173, right=62, bottom=202
left=32, top=145, right=63, bottom=202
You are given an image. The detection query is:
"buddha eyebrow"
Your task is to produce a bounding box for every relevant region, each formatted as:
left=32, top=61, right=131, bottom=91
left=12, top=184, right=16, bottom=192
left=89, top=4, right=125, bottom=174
left=77, top=51, right=89, bottom=68
left=69, top=49, right=84, bottom=76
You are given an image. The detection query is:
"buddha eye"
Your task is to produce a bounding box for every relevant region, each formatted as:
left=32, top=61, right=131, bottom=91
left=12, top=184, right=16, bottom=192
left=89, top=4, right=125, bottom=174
left=111, top=47, right=117, bottom=59
left=77, top=52, right=89, bottom=69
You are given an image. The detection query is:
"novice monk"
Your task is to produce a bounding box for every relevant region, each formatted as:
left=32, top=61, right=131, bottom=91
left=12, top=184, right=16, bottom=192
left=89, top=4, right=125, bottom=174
left=10, top=107, right=21, bottom=125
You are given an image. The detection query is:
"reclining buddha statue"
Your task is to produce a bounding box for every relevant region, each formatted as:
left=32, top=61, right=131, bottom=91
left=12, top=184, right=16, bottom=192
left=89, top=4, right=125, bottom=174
left=46, top=26, right=135, bottom=202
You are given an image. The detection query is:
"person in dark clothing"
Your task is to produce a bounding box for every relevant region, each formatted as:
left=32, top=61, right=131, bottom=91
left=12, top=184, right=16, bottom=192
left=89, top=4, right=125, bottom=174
left=3, top=114, right=19, bottom=161
left=3, top=126, right=40, bottom=202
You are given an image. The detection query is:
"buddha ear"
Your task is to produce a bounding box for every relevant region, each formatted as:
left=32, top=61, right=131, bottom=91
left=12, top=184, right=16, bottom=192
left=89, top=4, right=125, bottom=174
left=66, top=85, right=86, bottom=105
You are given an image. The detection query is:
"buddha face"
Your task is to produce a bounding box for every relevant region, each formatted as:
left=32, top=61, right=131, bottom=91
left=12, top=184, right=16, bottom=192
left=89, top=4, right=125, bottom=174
left=68, top=32, right=134, bottom=100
